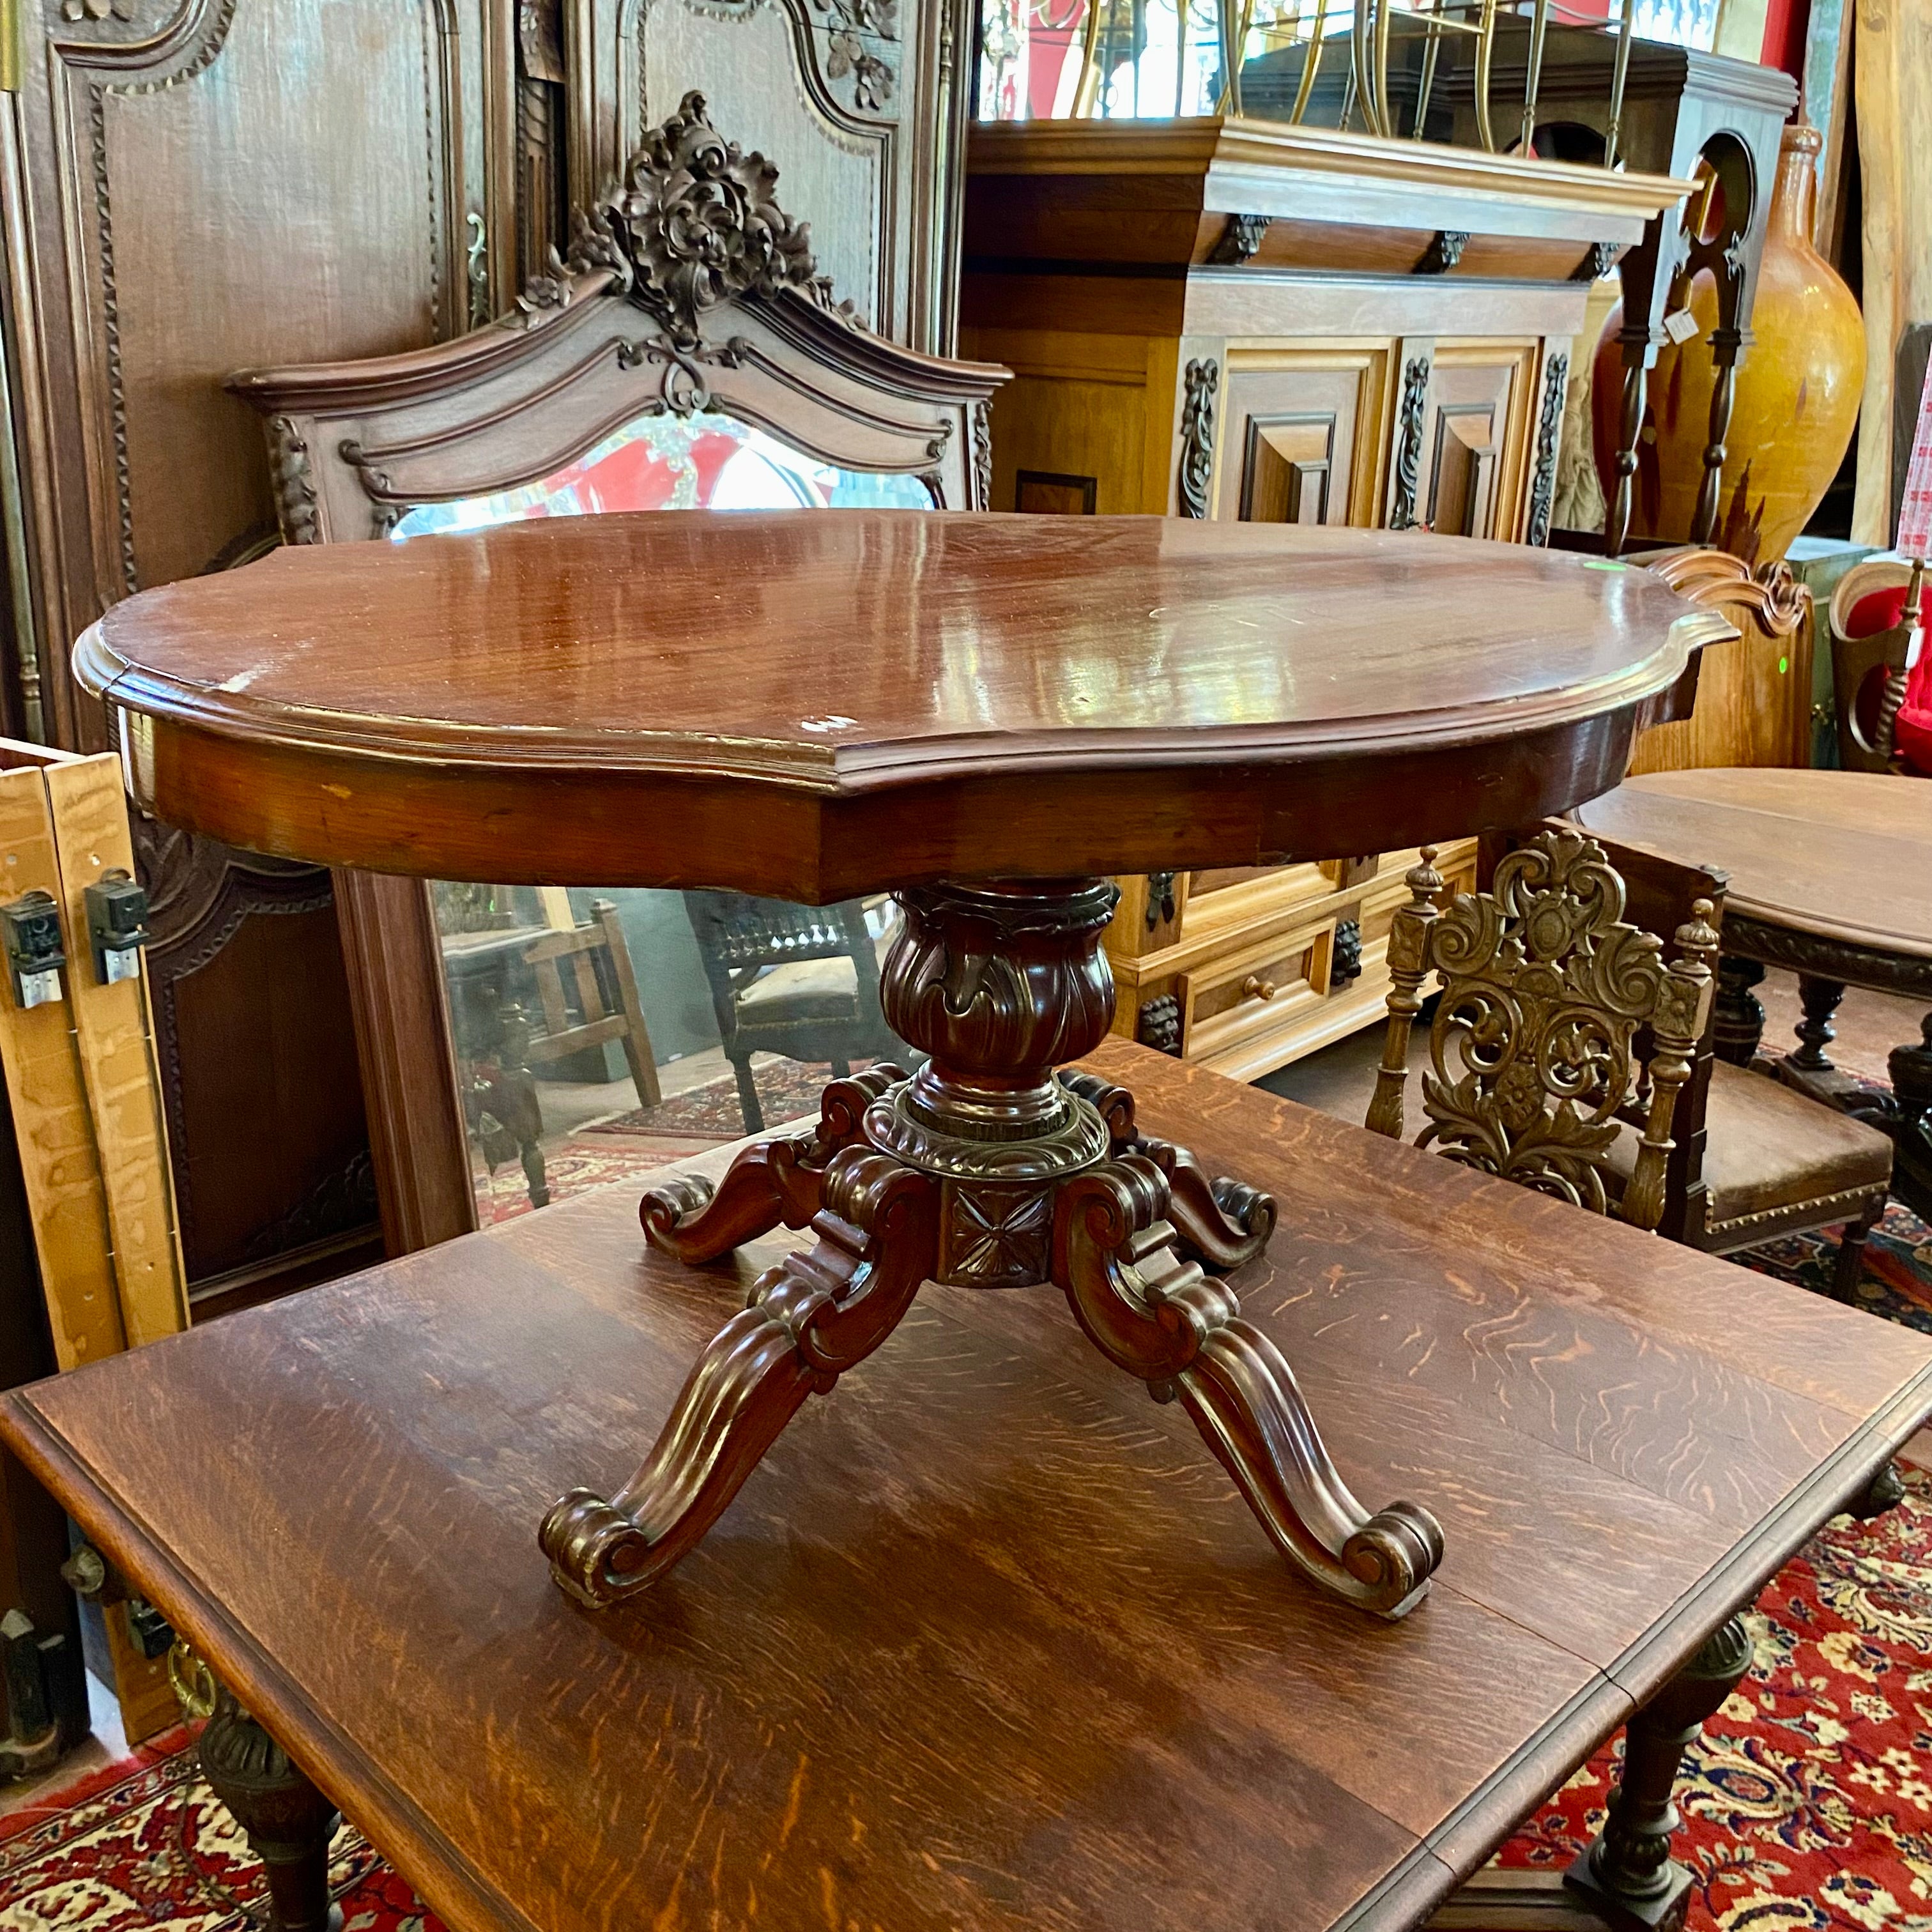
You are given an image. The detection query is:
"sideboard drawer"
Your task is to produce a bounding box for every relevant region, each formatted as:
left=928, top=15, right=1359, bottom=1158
left=1184, top=914, right=1337, bottom=1080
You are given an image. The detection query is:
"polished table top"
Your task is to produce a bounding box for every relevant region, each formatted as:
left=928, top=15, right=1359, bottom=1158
left=1575, top=769, right=1932, bottom=962
left=6, top=1042, right=1928, bottom=1932
left=74, top=513, right=1729, bottom=898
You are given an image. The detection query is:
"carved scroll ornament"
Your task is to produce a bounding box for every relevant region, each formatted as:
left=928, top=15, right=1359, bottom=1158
left=1365, top=832, right=1713, bottom=1229
left=1176, top=358, right=1218, bottom=519
left=519, top=91, right=859, bottom=348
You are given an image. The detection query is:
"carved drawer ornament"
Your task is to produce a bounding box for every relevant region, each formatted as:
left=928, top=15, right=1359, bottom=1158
left=1366, top=831, right=1715, bottom=1229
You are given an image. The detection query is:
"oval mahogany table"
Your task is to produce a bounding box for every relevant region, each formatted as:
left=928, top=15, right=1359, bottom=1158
left=1575, top=769, right=1932, bottom=1223
left=76, top=511, right=1731, bottom=1626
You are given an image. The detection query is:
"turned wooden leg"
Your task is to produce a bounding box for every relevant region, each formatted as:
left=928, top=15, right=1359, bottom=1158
left=543, top=1147, right=940, bottom=1606
left=199, top=1683, right=342, bottom=1932
left=640, top=1066, right=905, bottom=1263
left=1846, top=1459, right=1906, bottom=1521
left=1833, top=1193, right=1885, bottom=1304
left=1054, top=1155, right=1443, bottom=1617
left=1890, top=1014, right=1932, bottom=1222
left=1566, top=1616, right=1753, bottom=1932
left=1792, top=976, right=1846, bottom=1071
left=1712, top=956, right=1766, bottom=1068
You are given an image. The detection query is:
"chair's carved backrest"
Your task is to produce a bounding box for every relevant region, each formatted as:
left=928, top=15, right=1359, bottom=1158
left=1365, top=830, right=1717, bottom=1229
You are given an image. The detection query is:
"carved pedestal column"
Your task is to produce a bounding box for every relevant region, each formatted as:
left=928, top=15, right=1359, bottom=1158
left=1566, top=1616, right=1754, bottom=1932
left=199, top=1683, right=342, bottom=1932
left=540, top=878, right=1445, bottom=1619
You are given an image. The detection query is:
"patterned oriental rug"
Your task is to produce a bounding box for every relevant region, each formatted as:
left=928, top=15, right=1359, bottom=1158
left=4, top=1204, right=1929, bottom=1932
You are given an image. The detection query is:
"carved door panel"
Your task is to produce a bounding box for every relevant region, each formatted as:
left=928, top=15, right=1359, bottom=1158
left=569, top=0, right=972, bottom=353
left=1412, top=341, right=1538, bottom=542
left=0, top=0, right=516, bottom=1307
left=1216, top=349, right=1390, bottom=528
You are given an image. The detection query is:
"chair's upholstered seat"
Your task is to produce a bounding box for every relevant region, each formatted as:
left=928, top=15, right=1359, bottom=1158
left=734, top=954, right=860, bottom=1023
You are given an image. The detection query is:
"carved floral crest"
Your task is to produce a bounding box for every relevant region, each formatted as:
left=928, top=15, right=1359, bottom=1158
left=519, top=93, right=858, bottom=344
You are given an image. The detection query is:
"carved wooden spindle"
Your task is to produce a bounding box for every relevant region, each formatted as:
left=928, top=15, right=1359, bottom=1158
left=1606, top=353, right=1646, bottom=559
left=1567, top=1616, right=1753, bottom=1932
left=1620, top=899, right=1717, bottom=1232
left=1791, top=976, right=1846, bottom=1071
left=1365, top=848, right=1443, bottom=1140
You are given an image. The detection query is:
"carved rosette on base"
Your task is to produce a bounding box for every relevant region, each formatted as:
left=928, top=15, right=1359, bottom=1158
left=540, top=878, right=1445, bottom=1620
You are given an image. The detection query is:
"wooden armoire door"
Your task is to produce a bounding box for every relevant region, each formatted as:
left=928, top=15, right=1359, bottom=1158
left=0, top=0, right=516, bottom=1308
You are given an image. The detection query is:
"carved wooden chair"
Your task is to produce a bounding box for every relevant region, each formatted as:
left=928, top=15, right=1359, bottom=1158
left=682, top=894, right=897, bottom=1132
left=227, top=91, right=1006, bottom=1242
left=1365, top=827, right=1894, bottom=1296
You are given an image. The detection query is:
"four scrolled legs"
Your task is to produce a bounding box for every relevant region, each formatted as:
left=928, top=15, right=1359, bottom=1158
left=544, top=1146, right=939, bottom=1606
left=1053, top=1155, right=1443, bottom=1617
left=641, top=1065, right=907, bottom=1263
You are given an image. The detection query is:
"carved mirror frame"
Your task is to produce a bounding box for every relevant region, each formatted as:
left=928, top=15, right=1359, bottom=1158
left=227, top=93, right=1007, bottom=1252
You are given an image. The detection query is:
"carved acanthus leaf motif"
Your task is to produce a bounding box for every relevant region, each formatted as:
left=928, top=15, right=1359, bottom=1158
left=970, top=399, right=992, bottom=511
left=524, top=93, right=863, bottom=349
left=59, top=0, right=136, bottom=20
left=1412, top=831, right=1687, bottom=1215
left=1388, top=354, right=1430, bottom=530
left=1525, top=352, right=1568, bottom=549
left=265, top=417, right=318, bottom=545
left=1176, top=358, right=1218, bottom=519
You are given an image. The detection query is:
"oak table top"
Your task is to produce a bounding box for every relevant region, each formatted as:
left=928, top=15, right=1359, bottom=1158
left=6, top=1041, right=1928, bottom=1932
left=73, top=512, right=1729, bottom=899
left=1574, top=769, right=1932, bottom=962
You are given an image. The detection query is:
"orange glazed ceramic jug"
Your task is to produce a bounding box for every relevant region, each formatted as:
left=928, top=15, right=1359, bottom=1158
left=1591, top=117, right=1864, bottom=564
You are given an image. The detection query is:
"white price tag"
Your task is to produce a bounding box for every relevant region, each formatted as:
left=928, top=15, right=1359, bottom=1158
left=1662, top=308, right=1701, bottom=345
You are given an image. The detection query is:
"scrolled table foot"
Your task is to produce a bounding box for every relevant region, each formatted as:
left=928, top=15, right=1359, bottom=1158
left=1054, top=1157, right=1442, bottom=1618
left=640, top=1064, right=908, bottom=1262
left=550, top=1146, right=939, bottom=1606
left=1133, top=1134, right=1278, bottom=1272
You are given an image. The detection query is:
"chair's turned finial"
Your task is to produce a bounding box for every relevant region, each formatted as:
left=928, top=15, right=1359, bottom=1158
left=1675, top=896, right=1722, bottom=971
left=1405, top=847, right=1445, bottom=903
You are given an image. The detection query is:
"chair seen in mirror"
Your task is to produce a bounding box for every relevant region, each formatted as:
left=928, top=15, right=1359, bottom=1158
left=684, top=895, right=900, bottom=1133
left=1365, top=827, right=1894, bottom=1297
left=227, top=92, right=1007, bottom=1239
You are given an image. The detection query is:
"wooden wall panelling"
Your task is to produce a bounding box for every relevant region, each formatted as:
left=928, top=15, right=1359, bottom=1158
left=572, top=0, right=971, bottom=355
left=0, top=762, right=123, bottom=1371
left=42, top=755, right=185, bottom=1348
left=0, top=0, right=516, bottom=1304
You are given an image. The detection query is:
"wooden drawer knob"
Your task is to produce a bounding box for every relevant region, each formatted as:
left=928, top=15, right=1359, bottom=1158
left=1242, top=974, right=1278, bottom=1002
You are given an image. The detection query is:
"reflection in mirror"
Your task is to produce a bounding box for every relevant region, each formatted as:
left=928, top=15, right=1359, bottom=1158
left=432, top=884, right=914, bottom=1227
left=407, top=413, right=933, bottom=1223
left=390, top=410, right=933, bottom=539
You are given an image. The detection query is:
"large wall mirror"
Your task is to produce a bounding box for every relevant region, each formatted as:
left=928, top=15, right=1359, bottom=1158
left=231, top=94, right=1006, bottom=1243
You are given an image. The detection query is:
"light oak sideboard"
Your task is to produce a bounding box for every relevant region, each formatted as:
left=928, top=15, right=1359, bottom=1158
left=962, top=116, right=1691, bottom=1075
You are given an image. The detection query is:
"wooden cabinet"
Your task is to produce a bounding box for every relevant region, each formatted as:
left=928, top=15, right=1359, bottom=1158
left=962, top=116, right=1690, bottom=1077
